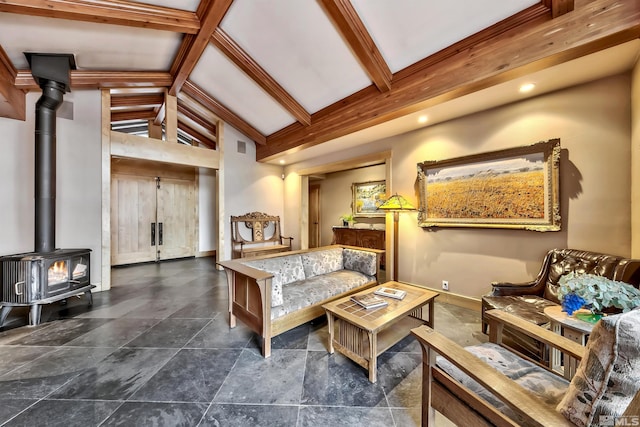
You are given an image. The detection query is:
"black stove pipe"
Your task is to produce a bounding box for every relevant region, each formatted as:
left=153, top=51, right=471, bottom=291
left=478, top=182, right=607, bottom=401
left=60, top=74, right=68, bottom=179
left=34, top=80, right=65, bottom=253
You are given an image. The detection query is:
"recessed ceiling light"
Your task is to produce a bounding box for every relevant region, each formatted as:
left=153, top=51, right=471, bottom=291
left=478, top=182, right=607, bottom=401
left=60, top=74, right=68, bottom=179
left=279, top=159, right=285, bottom=164
left=519, top=83, right=536, bottom=93
left=418, top=115, right=428, bottom=124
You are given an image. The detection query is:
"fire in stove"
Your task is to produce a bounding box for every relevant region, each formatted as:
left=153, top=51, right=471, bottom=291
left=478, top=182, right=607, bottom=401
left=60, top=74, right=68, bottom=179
left=0, top=249, right=93, bottom=327
left=49, top=260, right=67, bottom=285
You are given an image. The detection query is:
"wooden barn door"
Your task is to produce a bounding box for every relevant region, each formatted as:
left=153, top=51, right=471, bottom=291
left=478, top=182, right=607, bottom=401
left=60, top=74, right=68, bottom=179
left=156, top=177, right=195, bottom=260
left=111, top=174, right=158, bottom=265
left=111, top=161, right=196, bottom=266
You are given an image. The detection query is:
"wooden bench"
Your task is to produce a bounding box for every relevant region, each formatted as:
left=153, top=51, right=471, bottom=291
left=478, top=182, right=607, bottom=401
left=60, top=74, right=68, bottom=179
left=231, top=212, right=292, bottom=259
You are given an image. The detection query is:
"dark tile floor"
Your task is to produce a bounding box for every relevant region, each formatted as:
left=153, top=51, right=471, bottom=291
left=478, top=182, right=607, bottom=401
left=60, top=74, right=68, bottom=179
left=0, top=257, right=486, bottom=426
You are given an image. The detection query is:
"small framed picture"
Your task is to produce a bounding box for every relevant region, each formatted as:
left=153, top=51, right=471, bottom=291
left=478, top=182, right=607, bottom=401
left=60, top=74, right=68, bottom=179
left=352, top=180, right=387, bottom=218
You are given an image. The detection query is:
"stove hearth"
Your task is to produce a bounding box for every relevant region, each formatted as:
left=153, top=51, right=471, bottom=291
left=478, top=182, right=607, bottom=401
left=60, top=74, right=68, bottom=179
left=0, top=249, right=93, bottom=326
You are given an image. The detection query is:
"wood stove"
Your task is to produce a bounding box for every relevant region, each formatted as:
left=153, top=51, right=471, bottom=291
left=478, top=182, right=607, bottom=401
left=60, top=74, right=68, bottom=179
left=0, top=249, right=92, bottom=326
left=0, top=53, right=94, bottom=327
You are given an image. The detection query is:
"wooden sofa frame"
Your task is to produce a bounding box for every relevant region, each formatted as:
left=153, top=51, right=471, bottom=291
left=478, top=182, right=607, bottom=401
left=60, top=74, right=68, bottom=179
left=218, top=245, right=384, bottom=357
left=230, top=212, right=293, bottom=259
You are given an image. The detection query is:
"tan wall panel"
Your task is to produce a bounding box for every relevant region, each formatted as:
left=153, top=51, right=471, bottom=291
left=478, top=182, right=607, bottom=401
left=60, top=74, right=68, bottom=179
left=631, top=61, right=640, bottom=258
left=388, top=73, right=633, bottom=297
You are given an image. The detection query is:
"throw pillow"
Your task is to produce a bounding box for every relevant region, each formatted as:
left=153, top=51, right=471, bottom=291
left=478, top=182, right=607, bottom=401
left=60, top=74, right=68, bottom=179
left=243, top=255, right=305, bottom=307
left=343, top=248, right=377, bottom=277
left=301, top=248, right=343, bottom=278
left=556, top=308, right=640, bottom=426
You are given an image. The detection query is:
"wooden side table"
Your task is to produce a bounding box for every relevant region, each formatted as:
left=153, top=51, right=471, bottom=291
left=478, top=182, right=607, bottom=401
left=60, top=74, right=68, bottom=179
left=544, top=305, right=595, bottom=379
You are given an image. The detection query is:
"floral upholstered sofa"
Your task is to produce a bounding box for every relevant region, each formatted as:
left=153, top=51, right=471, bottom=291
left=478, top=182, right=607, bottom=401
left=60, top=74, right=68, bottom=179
left=218, top=245, right=384, bottom=357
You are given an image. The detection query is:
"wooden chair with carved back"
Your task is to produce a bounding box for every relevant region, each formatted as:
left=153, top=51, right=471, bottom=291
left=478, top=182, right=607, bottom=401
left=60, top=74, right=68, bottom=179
left=231, top=212, right=293, bottom=259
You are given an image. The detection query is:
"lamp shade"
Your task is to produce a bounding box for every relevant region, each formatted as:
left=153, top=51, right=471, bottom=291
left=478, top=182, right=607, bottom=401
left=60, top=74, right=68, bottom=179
left=378, top=193, right=415, bottom=212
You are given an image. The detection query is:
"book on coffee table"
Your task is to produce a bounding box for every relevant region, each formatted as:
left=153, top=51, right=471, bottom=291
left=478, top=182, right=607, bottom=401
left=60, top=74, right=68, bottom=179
left=351, top=292, right=388, bottom=309
left=374, top=286, right=407, bottom=300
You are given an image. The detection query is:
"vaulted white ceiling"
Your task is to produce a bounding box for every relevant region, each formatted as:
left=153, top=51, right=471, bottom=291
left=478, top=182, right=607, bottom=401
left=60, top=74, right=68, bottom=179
left=0, top=0, right=638, bottom=166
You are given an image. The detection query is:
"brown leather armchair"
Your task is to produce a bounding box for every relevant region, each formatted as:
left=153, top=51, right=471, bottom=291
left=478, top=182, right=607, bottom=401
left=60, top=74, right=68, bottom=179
left=482, top=248, right=640, bottom=362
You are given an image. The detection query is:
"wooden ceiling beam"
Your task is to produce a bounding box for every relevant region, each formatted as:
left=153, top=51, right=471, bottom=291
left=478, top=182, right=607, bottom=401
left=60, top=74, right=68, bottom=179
left=111, top=109, right=156, bottom=122
left=257, top=0, right=640, bottom=161
left=319, top=0, right=392, bottom=92
left=211, top=29, right=311, bottom=125
left=0, top=0, right=200, bottom=34
left=0, top=45, right=17, bottom=83
left=169, top=0, right=234, bottom=96
left=178, top=121, right=216, bottom=149
left=155, top=0, right=214, bottom=125
left=182, top=80, right=266, bottom=145
left=15, top=70, right=172, bottom=90
left=177, top=103, right=217, bottom=136
left=547, top=0, right=574, bottom=18
left=0, top=45, right=25, bottom=120
left=111, top=93, right=164, bottom=108
left=110, top=88, right=165, bottom=95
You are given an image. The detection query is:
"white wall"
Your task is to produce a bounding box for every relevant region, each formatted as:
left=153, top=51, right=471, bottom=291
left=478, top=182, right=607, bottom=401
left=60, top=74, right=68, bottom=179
left=198, top=168, right=217, bottom=252
left=0, top=90, right=103, bottom=288
left=289, top=73, right=634, bottom=299
left=283, top=171, right=302, bottom=250
left=0, top=91, right=285, bottom=283
left=221, top=125, right=285, bottom=260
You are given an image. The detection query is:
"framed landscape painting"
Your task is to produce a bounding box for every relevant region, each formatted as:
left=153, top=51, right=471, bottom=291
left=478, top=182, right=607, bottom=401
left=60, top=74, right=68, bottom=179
left=417, top=139, right=561, bottom=231
left=352, top=180, right=387, bottom=217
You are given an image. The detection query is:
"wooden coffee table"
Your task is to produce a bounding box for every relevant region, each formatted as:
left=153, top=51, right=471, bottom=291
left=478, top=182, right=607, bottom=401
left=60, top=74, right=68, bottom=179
left=322, top=281, right=438, bottom=383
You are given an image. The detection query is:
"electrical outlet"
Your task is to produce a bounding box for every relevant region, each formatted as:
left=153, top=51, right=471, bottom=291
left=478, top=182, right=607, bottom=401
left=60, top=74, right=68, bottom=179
left=442, top=280, right=449, bottom=291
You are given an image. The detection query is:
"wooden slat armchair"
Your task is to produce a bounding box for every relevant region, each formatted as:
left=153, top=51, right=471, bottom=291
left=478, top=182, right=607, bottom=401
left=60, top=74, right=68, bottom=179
left=413, top=309, right=640, bottom=427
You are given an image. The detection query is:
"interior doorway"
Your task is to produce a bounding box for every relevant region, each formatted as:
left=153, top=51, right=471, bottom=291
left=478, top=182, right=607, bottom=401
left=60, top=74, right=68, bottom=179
left=110, top=159, right=196, bottom=266
left=309, top=184, right=321, bottom=248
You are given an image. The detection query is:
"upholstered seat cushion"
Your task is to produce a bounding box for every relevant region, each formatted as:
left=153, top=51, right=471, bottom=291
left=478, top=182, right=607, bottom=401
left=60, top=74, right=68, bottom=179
left=270, top=270, right=373, bottom=320
left=437, top=342, right=569, bottom=425
left=482, top=295, right=558, bottom=326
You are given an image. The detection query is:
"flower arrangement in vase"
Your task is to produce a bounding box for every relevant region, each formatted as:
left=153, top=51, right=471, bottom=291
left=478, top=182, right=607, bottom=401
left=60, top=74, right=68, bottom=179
left=558, top=272, right=640, bottom=323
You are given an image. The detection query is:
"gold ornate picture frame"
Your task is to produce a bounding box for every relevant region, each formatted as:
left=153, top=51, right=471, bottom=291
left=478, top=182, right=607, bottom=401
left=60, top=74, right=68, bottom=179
left=352, top=180, right=387, bottom=217
left=417, top=139, right=561, bottom=231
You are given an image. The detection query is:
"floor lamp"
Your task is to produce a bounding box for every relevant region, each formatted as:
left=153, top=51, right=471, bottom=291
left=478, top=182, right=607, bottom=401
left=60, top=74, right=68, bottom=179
left=377, top=194, right=416, bottom=282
